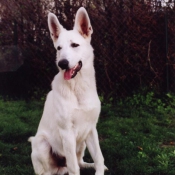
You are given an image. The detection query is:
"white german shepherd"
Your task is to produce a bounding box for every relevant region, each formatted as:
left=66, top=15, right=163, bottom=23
left=29, top=7, right=107, bottom=175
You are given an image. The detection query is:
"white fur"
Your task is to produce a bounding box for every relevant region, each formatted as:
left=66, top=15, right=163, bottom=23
left=29, top=7, right=107, bottom=175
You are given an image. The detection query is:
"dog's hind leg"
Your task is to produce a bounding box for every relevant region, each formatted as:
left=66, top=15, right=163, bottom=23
left=30, top=135, right=69, bottom=175
left=30, top=135, right=53, bottom=175
left=77, top=142, right=95, bottom=169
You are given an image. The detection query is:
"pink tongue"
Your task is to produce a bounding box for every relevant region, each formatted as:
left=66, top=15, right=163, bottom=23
left=64, top=69, right=72, bottom=80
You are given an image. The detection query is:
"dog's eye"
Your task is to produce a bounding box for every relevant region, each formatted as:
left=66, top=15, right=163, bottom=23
left=71, top=43, right=79, bottom=48
left=57, top=46, right=62, bottom=50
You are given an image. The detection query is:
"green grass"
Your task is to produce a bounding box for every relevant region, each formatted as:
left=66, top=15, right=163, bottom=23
left=0, top=99, right=43, bottom=175
left=0, top=92, right=175, bottom=174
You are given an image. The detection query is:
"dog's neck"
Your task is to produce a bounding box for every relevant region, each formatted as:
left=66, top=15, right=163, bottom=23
left=66, top=67, right=96, bottom=92
left=52, top=66, right=97, bottom=98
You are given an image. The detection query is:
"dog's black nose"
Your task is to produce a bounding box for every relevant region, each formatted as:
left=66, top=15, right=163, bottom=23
left=58, top=59, right=69, bottom=70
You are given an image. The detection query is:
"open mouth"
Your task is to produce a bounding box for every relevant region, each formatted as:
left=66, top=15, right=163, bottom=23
left=64, top=61, right=82, bottom=80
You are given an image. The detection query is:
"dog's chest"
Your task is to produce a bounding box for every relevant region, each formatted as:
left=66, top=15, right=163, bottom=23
left=72, top=94, right=100, bottom=138
left=71, top=107, right=98, bottom=143
left=52, top=75, right=100, bottom=138
left=50, top=95, right=100, bottom=154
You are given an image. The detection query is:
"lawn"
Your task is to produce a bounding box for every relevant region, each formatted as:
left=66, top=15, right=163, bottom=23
left=0, top=92, right=175, bottom=175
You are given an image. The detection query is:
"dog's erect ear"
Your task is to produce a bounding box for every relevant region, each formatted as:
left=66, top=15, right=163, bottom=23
left=73, top=7, right=93, bottom=39
left=48, top=13, right=63, bottom=41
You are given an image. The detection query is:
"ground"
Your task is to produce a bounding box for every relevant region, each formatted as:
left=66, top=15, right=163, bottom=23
left=0, top=92, right=175, bottom=175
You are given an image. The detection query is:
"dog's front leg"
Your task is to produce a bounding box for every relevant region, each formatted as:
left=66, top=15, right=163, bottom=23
left=60, top=129, right=80, bottom=175
left=86, top=128, right=107, bottom=175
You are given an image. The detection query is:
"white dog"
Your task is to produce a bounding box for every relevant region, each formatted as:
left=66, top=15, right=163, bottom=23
left=29, top=7, right=107, bottom=175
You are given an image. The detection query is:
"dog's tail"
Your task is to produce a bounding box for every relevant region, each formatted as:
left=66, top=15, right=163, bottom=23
left=28, top=136, right=34, bottom=142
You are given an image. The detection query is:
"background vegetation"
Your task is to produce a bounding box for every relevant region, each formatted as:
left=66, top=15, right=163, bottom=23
left=0, top=0, right=175, bottom=100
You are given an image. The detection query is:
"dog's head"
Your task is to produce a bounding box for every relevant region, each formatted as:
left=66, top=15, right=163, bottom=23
left=48, top=7, right=93, bottom=80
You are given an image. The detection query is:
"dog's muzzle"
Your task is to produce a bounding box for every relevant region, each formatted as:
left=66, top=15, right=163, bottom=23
left=58, top=59, right=82, bottom=80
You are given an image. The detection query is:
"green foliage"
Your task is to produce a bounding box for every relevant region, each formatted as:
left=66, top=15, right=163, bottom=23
left=99, top=91, right=175, bottom=175
left=0, top=92, right=175, bottom=174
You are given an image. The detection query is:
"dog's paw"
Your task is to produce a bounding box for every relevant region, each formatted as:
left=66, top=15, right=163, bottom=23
left=28, top=136, right=34, bottom=142
left=52, top=167, right=68, bottom=175
left=104, top=165, right=108, bottom=171
left=79, top=162, right=95, bottom=169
